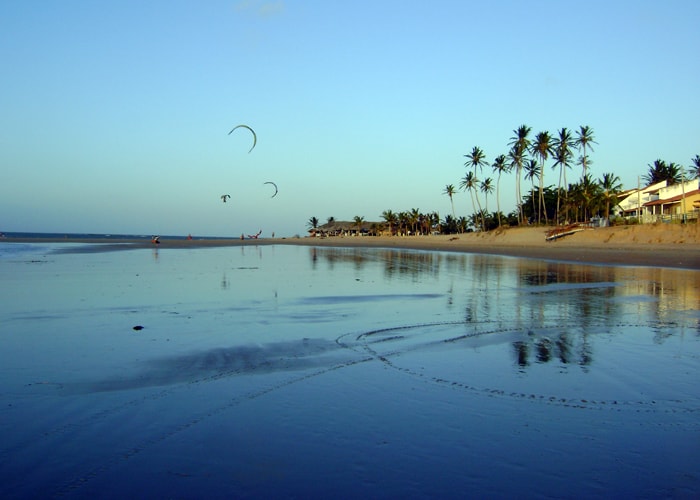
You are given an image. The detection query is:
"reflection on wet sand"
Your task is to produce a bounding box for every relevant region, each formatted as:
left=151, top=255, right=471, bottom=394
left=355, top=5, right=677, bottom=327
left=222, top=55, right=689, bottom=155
left=309, top=246, right=699, bottom=371
left=68, top=338, right=357, bottom=393
left=309, top=246, right=700, bottom=316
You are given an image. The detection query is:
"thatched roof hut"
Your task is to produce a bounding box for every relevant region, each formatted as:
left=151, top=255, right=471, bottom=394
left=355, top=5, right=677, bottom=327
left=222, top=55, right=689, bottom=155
left=309, top=220, right=386, bottom=237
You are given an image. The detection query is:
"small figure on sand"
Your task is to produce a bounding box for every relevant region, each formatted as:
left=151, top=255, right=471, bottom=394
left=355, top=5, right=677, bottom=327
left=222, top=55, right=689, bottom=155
left=187, top=234, right=193, bottom=240
left=151, top=235, right=160, bottom=244
left=247, top=230, right=262, bottom=239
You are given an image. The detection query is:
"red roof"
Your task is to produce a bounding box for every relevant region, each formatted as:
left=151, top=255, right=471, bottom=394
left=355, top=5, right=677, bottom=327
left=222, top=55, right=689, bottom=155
left=643, top=189, right=700, bottom=206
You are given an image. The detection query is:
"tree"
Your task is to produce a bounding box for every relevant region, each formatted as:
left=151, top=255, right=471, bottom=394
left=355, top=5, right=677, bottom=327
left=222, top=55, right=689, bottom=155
left=353, top=215, right=365, bottom=234
left=574, top=125, right=596, bottom=181
left=691, top=155, right=700, bottom=179
left=643, top=159, right=682, bottom=185
left=599, top=172, right=622, bottom=221
left=307, top=216, right=319, bottom=230
left=491, top=154, right=509, bottom=227
left=381, top=210, right=398, bottom=235
left=459, top=171, right=482, bottom=231
left=508, top=125, right=532, bottom=224
left=480, top=177, right=494, bottom=213
left=552, top=128, right=575, bottom=224
left=523, top=159, right=540, bottom=221
left=531, top=131, right=553, bottom=224
left=408, top=208, right=421, bottom=235
left=464, top=147, right=488, bottom=230
left=326, top=216, right=335, bottom=225
left=443, top=184, right=457, bottom=225
left=574, top=174, right=601, bottom=222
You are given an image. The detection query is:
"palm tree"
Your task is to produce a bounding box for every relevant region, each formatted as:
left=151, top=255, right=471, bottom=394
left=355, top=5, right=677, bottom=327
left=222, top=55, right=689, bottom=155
left=464, top=146, right=488, bottom=174
left=381, top=210, right=398, bottom=235
left=599, top=173, right=622, bottom=221
left=464, top=147, right=488, bottom=230
left=492, top=154, right=509, bottom=227
left=523, top=159, right=540, bottom=222
left=397, top=211, right=410, bottom=236
left=459, top=171, right=482, bottom=231
left=443, top=184, right=457, bottom=224
left=530, top=131, right=553, bottom=224
left=574, top=125, right=596, bottom=181
left=480, top=177, right=494, bottom=213
left=307, top=216, right=319, bottom=231
left=408, top=208, right=421, bottom=235
left=326, top=216, right=335, bottom=225
left=508, top=125, right=532, bottom=224
left=643, top=159, right=682, bottom=185
left=578, top=174, right=600, bottom=222
left=691, top=155, right=700, bottom=179
left=353, top=215, right=365, bottom=235
left=552, top=128, right=575, bottom=224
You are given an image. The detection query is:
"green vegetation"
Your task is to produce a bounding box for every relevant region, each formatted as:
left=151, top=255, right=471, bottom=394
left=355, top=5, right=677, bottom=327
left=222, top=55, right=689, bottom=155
left=307, top=127, right=698, bottom=235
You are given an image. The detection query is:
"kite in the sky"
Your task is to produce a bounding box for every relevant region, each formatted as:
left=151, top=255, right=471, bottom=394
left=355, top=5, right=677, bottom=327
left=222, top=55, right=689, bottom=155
left=221, top=194, right=231, bottom=203
left=264, top=181, right=278, bottom=198
left=228, top=124, right=257, bottom=153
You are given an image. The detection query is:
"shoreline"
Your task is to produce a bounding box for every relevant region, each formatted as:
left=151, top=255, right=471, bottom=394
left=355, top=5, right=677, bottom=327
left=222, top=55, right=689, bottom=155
left=3, top=225, right=699, bottom=270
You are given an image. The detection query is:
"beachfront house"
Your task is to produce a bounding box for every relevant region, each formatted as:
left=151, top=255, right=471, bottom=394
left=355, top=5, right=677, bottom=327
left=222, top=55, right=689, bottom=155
left=616, top=179, right=700, bottom=223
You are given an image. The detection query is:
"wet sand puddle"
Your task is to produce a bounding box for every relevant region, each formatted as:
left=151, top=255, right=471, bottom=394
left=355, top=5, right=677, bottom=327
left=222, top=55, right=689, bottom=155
left=0, top=245, right=698, bottom=498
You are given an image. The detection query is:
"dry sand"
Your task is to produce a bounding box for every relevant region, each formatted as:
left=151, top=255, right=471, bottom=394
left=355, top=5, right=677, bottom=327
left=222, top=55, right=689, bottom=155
left=7, top=223, right=700, bottom=269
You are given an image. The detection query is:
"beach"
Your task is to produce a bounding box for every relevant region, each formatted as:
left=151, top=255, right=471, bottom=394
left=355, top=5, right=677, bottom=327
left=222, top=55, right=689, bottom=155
left=1, top=227, right=699, bottom=497
left=7, top=223, right=700, bottom=269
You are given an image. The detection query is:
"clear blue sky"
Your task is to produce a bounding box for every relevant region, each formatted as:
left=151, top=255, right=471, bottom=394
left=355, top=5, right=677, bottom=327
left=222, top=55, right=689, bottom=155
left=1, top=0, right=698, bottom=237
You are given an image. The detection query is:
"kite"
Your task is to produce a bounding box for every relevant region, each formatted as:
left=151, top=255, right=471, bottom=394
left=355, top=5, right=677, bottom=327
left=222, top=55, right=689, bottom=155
left=264, top=181, right=278, bottom=198
left=221, top=194, right=231, bottom=203
left=228, top=124, right=257, bottom=153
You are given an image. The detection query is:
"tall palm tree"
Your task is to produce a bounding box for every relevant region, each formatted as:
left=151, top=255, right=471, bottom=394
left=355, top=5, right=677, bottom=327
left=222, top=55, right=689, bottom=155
left=480, top=177, right=494, bottom=213
left=459, top=171, right=482, bottom=231
left=326, top=216, right=335, bottom=225
left=552, top=128, right=575, bottom=224
left=443, top=184, right=457, bottom=223
left=508, top=125, right=532, bottom=224
left=464, top=146, right=488, bottom=174
left=530, top=131, right=553, bottom=224
left=523, top=159, right=540, bottom=222
left=464, top=147, right=488, bottom=230
left=599, top=172, right=622, bottom=221
left=574, top=125, right=596, bottom=181
left=492, top=154, right=509, bottom=227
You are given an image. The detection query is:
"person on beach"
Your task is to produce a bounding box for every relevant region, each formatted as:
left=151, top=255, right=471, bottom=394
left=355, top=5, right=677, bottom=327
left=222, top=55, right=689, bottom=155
left=151, top=235, right=160, bottom=244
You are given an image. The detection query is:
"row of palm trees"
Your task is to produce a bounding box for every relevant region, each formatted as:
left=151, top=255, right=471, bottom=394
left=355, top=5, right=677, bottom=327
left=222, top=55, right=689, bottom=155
left=306, top=128, right=700, bottom=234
left=449, top=126, right=699, bottom=231
left=452, top=125, right=598, bottom=231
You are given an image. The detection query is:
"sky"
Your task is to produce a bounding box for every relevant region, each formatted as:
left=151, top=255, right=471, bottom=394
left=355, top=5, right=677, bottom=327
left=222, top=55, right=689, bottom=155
left=1, top=0, right=698, bottom=237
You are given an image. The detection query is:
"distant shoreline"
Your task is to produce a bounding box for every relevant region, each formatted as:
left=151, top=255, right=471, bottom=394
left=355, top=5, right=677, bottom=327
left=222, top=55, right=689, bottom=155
left=3, top=224, right=699, bottom=270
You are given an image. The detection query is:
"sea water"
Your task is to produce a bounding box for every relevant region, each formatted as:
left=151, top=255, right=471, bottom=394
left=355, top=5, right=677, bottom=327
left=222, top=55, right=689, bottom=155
left=0, top=243, right=698, bottom=498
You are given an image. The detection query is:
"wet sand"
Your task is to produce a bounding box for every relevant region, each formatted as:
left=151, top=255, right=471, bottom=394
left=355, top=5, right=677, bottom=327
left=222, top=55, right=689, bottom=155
left=1, top=237, right=698, bottom=497
left=7, top=224, right=700, bottom=269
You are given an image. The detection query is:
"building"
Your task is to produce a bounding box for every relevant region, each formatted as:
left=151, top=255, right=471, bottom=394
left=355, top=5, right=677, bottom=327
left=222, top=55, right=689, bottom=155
left=616, top=179, right=700, bottom=223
